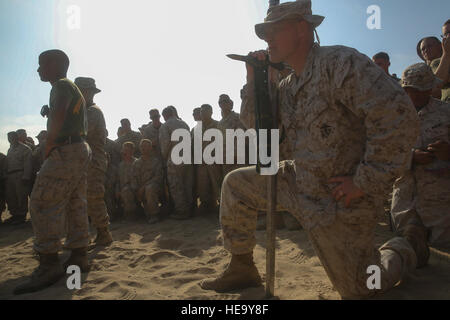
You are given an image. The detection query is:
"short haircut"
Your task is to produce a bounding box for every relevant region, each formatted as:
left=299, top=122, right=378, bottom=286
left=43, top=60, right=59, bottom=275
left=140, top=139, right=153, bottom=148
left=167, top=105, right=180, bottom=118
left=122, top=141, right=135, bottom=150
left=444, top=19, right=450, bottom=26
left=417, top=36, right=442, bottom=61
left=39, top=49, right=70, bottom=74
left=201, top=104, right=213, bottom=113
left=16, top=129, right=27, bottom=135
left=149, top=109, right=159, bottom=115
left=372, top=52, right=390, bottom=62
left=193, top=107, right=201, bottom=113
left=120, top=118, right=130, bottom=126
left=162, top=106, right=175, bottom=117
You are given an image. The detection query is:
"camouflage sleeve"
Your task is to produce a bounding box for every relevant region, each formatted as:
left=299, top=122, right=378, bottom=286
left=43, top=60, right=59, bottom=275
left=150, top=159, right=164, bottom=188
left=239, top=83, right=256, bottom=130
left=130, top=161, right=139, bottom=192
left=98, top=110, right=107, bottom=146
left=113, top=165, right=119, bottom=190
left=331, top=49, right=420, bottom=198
left=159, top=125, right=170, bottom=162
left=22, top=146, right=33, bottom=180
left=430, top=58, right=440, bottom=73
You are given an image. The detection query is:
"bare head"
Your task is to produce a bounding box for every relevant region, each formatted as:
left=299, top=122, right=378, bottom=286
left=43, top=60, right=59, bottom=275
left=372, top=52, right=391, bottom=75
left=162, top=106, right=176, bottom=122
left=192, top=107, right=201, bottom=122
left=149, top=109, right=161, bottom=124
left=418, top=37, right=442, bottom=63
left=140, top=139, right=153, bottom=156
left=218, top=94, right=233, bottom=115
left=121, top=141, right=135, bottom=159
left=38, top=49, right=69, bottom=83
left=200, top=104, right=213, bottom=122
left=120, top=119, right=131, bottom=132
left=443, top=19, right=450, bottom=40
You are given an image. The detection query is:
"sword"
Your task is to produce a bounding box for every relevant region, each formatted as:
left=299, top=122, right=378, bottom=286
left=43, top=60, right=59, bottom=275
left=226, top=0, right=281, bottom=298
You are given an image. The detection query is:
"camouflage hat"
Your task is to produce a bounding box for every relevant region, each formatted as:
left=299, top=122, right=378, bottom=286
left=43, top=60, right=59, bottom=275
left=401, top=63, right=442, bottom=91
left=255, top=0, right=324, bottom=40
left=74, top=77, right=101, bottom=93
left=35, top=130, right=48, bottom=139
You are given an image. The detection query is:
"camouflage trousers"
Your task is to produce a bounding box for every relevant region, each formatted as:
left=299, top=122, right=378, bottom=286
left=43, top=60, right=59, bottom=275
left=167, top=162, right=193, bottom=215
left=105, top=184, right=118, bottom=219
left=140, top=183, right=161, bottom=218
left=196, top=164, right=222, bottom=207
left=120, top=186, right=137, bottom=217
left=87, top=165, right=110, bottom=229
left=5, top=172, right=30, bottom=217
left=0, top=182, right=5, bottom=217
left=30, top=142, right=91, bottom=254
left=392, top=169, right=450, bottom=248
left=221, top=162, right=417, bottom=299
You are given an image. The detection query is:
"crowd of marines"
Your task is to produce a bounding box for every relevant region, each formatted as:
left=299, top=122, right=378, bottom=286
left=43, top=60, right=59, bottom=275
left=1, top=0, right=449, bottom=300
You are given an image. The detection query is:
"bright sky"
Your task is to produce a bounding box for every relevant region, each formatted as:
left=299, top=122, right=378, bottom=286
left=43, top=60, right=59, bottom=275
left=1, top=0, right=449, bottom=154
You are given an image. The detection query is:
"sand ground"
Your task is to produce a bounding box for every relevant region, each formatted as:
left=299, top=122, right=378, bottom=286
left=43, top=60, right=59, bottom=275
left=0, top=210, right=449, bottom=300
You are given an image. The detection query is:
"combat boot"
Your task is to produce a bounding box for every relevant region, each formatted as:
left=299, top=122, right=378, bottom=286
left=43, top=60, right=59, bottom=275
left=200, top=253, right=262, bottom=292
left=403, top=224, right=430, bottom=268
left=63, top=247, right=90, bottom=273
left=14, top=253, right=64, bottom=295
left=94, top=227, right=113, bottom=247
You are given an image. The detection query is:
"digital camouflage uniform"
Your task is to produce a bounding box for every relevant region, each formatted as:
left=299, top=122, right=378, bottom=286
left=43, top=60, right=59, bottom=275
left=104, top=138, right=121, bottom=218
left=32, top=143, right=45, bottom=184
left=117, top=157, right=137, bottom=218
left=104, top=158, right=119, bottom=219
left=116, top=130, right=142, bottom=158
left=430, top=58, right=450, bottom=103
left=221, top=43, right=420, bottom=299
left=86, top=104, right=110, bottom=229
left=31, top=78, right=91, bottom=254
left=0, top=152, right=6, bottom=218
left=5, top=142, right=33, bottom=218
left=142, top=122, right=162, bottom=159
left=391, top=98, right=450, bottom=248
left=142, top=121, right=167, bottom=206
left=105, top=138, right=121, bottom=167
left=218, top=111, right=247, bottom=177
left=196, top=119, right=223, bottom=209
left=159, top=117, right=193, bottom=216
left=131, top=156, right=164, bottom=219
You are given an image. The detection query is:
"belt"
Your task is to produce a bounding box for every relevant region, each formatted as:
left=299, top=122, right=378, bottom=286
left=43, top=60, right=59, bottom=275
left=61, top=135, right=84, bottom=145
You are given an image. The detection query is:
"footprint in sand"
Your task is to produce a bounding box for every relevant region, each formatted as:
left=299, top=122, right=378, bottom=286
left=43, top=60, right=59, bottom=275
left=184, top=267, right=216, bottom=275
left=128, top=251, right=181, bottom=268
left=179, top=248, right=202, bottom=258
left=157, top=238, right=184, bottom=250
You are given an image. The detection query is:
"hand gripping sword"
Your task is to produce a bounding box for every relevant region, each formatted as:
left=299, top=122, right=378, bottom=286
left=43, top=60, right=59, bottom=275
left=226, top=0, right=281, bottom=299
